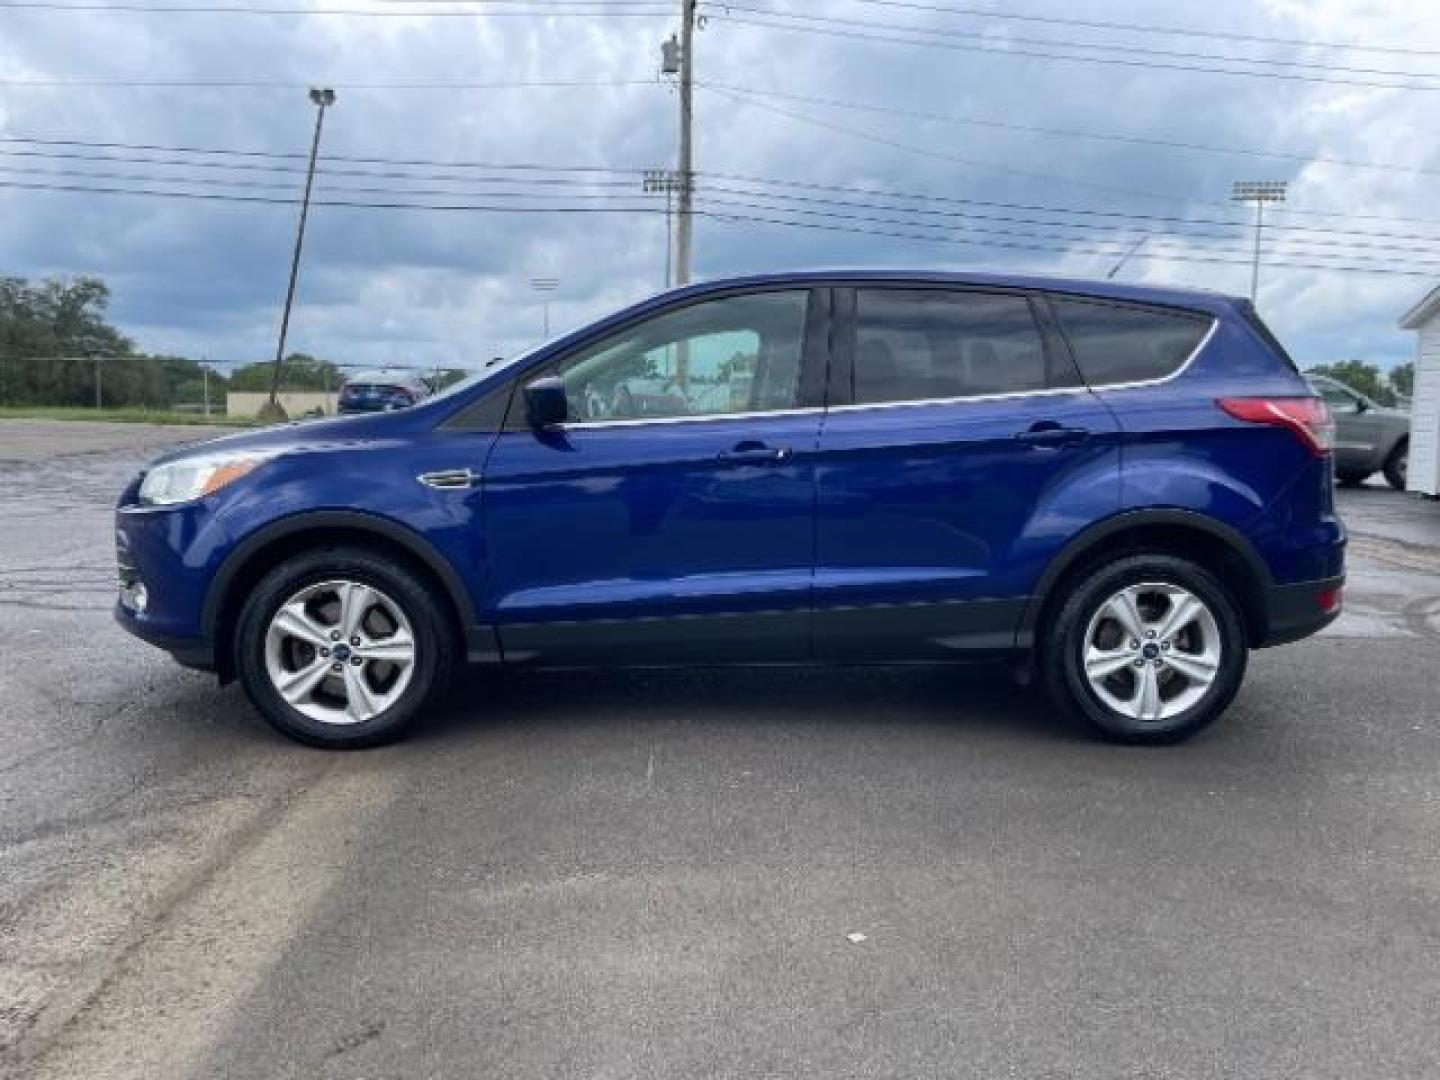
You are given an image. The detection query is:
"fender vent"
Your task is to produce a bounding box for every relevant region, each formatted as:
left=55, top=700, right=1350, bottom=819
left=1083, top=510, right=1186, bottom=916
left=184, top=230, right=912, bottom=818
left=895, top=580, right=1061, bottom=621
left=417, top=469, right=478, bottom=490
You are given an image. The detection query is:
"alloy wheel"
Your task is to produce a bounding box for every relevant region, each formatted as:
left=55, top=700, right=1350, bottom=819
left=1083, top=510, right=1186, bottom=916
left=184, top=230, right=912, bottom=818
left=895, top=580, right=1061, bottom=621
left=1081, top=582, right=1222, bottom=723
left=263, top=579, right=417, bottom=725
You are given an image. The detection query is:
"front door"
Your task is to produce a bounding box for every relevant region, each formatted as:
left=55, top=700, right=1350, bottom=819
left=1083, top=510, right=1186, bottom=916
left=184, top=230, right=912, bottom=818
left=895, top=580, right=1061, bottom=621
left=482, top=288, right=827, bottom=664
left=813, top=285, right=1121, bottom=660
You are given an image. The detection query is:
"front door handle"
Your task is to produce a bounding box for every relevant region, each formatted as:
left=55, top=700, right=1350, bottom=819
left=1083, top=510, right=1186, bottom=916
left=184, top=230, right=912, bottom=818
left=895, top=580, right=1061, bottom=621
left=717, top=440, right=791, bottom=465
left=1015, top=422, right=1090, bottom=448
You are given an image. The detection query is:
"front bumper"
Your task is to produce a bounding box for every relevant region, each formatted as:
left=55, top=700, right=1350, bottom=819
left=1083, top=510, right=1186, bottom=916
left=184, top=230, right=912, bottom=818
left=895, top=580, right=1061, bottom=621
left=114, top=602, right=216, bottom=670
left=114, top=497, right=227, bottom=671
left=1255, top=574, right=1345, bottom=647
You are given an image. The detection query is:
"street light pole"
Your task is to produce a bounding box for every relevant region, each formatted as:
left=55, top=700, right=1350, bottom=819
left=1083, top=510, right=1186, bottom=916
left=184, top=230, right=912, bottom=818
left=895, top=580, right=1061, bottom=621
left=530, top=277, right=559, bottom=339
left=266, top=86, right=336, bottom=420
left=1231, top=180, right=1288, bottom=304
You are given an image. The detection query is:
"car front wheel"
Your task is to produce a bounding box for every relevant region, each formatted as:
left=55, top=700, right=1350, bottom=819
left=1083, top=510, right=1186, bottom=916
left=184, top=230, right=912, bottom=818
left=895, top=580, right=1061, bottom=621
left=235, top=547, right=452, bottom=748
left=1043, top=555, right=1248, bottom=744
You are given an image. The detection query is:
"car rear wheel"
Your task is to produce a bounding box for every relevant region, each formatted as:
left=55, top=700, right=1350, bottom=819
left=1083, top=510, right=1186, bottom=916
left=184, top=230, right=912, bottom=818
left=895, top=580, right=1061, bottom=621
left=1383, top=440, right=1408, bottom=491
left=235, top=547, right=452, bottom=748
left=1042, top=555, right=1248, bottom=744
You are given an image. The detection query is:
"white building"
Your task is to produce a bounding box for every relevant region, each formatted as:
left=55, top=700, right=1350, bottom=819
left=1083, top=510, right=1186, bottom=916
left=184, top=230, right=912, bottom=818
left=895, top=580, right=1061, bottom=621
left=1399, top=286, right=1440, bottom=497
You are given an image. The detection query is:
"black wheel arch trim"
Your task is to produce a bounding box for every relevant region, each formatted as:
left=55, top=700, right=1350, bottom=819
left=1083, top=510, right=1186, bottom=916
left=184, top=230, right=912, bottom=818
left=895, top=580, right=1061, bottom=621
left=1017, top=509, right=1275, bottom=646
left=202, top=509, right=478, bottom=642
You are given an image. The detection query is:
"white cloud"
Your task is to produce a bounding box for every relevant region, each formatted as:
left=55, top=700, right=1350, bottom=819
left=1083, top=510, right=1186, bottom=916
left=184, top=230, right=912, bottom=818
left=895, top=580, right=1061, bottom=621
left=2, top=0, right=1438, bottom=371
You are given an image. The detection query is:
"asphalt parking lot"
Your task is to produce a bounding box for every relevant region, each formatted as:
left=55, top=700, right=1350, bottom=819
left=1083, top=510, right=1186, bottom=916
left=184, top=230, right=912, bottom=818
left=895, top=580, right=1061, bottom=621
left=2, top=420, right=1439, bottom=1080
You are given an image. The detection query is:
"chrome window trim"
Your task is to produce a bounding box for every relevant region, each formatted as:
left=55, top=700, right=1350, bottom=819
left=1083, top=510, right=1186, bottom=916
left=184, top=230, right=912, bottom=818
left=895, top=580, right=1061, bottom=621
left=557, top=405, right=826, bottom=431
left=1055, top=313, right=1219, bottom=396
left=536, top=313, right=1218, bottom=431
left=826, top=384, right=1093, bottom=416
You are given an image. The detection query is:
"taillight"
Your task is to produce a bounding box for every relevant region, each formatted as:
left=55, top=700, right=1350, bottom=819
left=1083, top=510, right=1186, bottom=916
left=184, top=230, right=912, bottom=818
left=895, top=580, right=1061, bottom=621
left=1217, top=396, right=1334, bottom=456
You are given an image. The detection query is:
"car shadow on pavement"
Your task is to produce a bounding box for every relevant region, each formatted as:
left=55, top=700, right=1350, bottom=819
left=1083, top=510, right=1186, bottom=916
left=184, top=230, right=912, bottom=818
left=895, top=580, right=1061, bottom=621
left=417, top=662, right=1085, bottom=748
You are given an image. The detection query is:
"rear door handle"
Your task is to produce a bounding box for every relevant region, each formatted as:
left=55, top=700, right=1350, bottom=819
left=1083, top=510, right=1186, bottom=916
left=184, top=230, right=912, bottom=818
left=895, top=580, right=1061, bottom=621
left=717, top=440, right=791, bottom=465
left=1015, top=423, right=1090, bottom=448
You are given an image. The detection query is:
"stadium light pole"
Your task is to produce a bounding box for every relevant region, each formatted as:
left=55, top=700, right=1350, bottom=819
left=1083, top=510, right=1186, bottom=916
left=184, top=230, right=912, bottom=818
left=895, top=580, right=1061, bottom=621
left=1232, top=180, right=1288, bottom=304
left=530, top=277, right=559, bottom=339
left=265, top=86, right=336, bottom=420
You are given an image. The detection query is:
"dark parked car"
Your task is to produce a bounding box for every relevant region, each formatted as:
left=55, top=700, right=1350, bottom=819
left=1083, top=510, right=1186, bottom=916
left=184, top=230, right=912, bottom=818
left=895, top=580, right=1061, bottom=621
left=116, top=271, right=1344, bottom=748
left=1305, top=373, right=1410, bottom=489
left=337, top=371, right=431, bottom=414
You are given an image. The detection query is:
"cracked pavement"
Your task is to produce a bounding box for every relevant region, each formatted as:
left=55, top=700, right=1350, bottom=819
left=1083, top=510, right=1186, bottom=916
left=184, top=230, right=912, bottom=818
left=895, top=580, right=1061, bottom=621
left=1, top=419, right=1438, bottom=1080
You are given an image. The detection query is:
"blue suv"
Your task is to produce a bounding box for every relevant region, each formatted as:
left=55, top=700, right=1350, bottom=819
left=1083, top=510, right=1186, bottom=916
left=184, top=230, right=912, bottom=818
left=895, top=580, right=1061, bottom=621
left=115, top=272, right=1344, bottom=747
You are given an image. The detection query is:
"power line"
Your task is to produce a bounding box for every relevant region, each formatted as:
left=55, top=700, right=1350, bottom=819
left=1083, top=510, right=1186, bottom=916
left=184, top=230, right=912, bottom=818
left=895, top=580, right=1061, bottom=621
left=0, top=75, right=663, bottom=90
left=10, top=145, right=1436, bottom=258
left=0, top=148, right=644, bottom=187
left=703, top=84, right=1241, bottom=210
left=699, top=80, right=1440, bottom=180
left=4, top=174, right=1437, bottom=278
left=709, top=4, right=1440, bottom=82
left=693, top=203, right=1440, bottom=278
left=0, top=0, right=671, bottom=13
left=836, top=0, right=1440, bottom=59
left=704, top=85, right=1440, bottom=232
left=706, top=11, right=1440, bottom=93
left=10, top=133, right=1440, bottom=241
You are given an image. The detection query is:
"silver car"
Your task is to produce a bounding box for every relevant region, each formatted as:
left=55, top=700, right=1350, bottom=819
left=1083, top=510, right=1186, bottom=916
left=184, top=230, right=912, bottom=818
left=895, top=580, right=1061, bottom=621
left=1306, top=374, right=1410, bottom=489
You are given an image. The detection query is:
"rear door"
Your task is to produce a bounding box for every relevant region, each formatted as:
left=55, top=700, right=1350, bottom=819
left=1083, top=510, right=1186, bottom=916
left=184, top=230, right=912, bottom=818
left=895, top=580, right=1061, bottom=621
left=481, top=287, right=828, bottom=664
left=813, top=285, right=1121, bottom=660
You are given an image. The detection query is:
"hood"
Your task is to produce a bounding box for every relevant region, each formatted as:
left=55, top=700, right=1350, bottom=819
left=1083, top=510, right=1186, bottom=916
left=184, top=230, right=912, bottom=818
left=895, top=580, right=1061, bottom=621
left=145, top=408, right=415, bottom=468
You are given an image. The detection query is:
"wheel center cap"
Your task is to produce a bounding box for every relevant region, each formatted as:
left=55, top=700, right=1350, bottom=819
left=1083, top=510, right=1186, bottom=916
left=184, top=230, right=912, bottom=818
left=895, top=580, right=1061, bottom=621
left=1141, top=642, right=1160, bottom=660
left=331, top=643, right=352, bottom=662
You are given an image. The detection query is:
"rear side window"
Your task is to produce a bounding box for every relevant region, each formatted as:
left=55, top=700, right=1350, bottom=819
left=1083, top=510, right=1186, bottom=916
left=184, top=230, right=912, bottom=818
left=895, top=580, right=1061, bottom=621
left=1051, top=298, right=1211, bottom=387
left=853, top=289, right=1071, bottom=405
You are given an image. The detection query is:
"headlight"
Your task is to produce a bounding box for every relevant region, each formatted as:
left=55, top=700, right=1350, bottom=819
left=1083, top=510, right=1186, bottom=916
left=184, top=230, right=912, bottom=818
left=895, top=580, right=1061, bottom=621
left=138, top=452, right=278, bottom=506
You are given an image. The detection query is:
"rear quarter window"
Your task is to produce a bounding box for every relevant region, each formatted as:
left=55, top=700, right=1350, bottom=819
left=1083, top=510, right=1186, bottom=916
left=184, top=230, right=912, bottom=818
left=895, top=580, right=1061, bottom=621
left=1051, top=297, right=1211, bottom=386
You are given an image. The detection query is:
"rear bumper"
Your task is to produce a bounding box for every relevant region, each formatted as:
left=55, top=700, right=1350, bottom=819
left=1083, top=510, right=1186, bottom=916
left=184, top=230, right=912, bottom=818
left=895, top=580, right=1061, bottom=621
left=1255, top=574, right=1345, bottom=647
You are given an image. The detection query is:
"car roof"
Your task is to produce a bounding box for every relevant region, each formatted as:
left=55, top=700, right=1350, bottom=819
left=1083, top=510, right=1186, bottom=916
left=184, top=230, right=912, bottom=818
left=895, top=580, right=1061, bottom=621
left=661, top=269, right=1238, bottom=314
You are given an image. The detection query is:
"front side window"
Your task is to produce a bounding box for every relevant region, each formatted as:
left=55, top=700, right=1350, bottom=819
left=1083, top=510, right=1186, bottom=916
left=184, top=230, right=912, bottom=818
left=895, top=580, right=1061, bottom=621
left=545, top=290, right=808, bottom=423
left=852, top=289, right=1063, bottom=405
left=1052, top=297, right=1211, bottom=386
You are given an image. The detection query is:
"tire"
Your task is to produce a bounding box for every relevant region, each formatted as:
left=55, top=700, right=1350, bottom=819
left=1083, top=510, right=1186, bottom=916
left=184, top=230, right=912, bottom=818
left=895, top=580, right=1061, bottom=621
left=1335, top=469, right=1371, bottom=486
left=235, top=546, right=453, bottom=748
left=1041, top=554, right=1248, bottom=745
left=1383, top=440, right=1408, bottom=491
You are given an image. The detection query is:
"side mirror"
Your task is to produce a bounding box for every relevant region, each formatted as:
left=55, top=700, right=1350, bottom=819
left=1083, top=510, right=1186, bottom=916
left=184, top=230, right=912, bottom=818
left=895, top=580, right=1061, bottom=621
left=524, top=376, right=569, bottom=428
left=1353, top=396, right=1368, bottom=414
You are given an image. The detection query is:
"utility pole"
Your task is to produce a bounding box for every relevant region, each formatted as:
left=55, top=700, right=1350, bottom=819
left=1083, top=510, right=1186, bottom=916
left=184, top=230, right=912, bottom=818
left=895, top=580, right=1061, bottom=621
left=93, top=354, right=101, bottom=410
left=265, top=86, right=336, bottom=421
left=1231, top=180, right=1288, bottom=304
left=674, top=0, right=696, bottom=287
left=202, top=356, right=210, bottom=417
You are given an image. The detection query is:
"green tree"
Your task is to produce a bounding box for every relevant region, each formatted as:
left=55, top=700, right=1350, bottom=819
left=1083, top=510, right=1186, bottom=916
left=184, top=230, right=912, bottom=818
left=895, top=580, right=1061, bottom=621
left=227, top=352, right=343, bottom=392
left=1389, top=361, right=1414, bottom=399
left=0, top=276, right=232, bottom=409
left=1305, top=360, right=1396, bottom=406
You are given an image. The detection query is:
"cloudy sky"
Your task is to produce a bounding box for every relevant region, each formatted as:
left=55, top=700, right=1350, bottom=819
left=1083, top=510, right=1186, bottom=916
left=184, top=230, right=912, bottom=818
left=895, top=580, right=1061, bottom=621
left=2, top=0, right=1438, bottom=374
